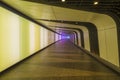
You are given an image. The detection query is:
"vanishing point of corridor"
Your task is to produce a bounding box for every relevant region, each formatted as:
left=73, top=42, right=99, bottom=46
left=0, top=40, right=120, bottom=80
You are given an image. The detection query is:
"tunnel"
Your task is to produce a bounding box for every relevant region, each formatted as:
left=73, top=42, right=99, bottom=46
left=0, top=0, right=120, bottom=80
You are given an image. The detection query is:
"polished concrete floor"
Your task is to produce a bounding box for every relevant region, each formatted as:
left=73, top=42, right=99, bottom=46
left=0, top=40, right=120, bottom=80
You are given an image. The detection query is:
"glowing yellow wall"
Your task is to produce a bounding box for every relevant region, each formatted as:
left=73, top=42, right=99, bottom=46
left=40, top=27, right=49, bottom=48
left=20, top=17, right=41, bottom=59
left=29, top=22, right=40, bottom=54
left=0, top=7, right=20, bottom=71
left=0, top=7, right=57, bottom=72
left=20, top=17, right=30, bottom=59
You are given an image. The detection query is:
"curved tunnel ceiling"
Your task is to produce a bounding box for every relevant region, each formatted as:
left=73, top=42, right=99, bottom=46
left=1, top=0, right=117, bottom=30
left=22, top=0, right=120, bottom=18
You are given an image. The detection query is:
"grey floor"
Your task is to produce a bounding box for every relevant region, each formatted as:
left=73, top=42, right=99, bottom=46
left=0, top=40, right=120, bottom=80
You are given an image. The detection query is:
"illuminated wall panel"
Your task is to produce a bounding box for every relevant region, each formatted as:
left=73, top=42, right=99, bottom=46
left=55, top=34, right=59, bottom=41
left=30, top=22, right=36, bottom=53
left=29, top=23, right=40, bottom=54
left=34, top=24, right=40, bottom=52
left=0, top=7, right=20, bottom=71
left=20, top=17, right=30, bottom=59
left=44, top=29, right=48, bottom=46
left=40, top=27, right=45, bottom=48
left=40, top=27, right=56, bottom=48
left=59, top=35, right=61, bottom=40
left=0, top=7, right=58, bottom=72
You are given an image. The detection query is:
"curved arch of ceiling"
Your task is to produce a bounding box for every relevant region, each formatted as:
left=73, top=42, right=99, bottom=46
left=49, top=24, right=90, bottom=51
left=54, top=27, right=84, bottom=47
left=2, top=0, right=116, bottom=30
left=54, top=28, right=81, bottom=43
left=39, top=20, right=89, bottom=32
left=53, top=27, right=79, bottom=35
left=51, top=27, right=82, bottom=44
left=55, top=28, right=82, bottom=46
left=40, top=21, right=90, bottom=49
left=38, top=21, right=90, bottom=46
left=52, top=27, right=82, bottom=40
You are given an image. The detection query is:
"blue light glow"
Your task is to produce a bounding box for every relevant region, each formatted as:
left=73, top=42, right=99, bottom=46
left=61, top=36, right=70, bottom=39
left=66, top=36, right=70, bottom=39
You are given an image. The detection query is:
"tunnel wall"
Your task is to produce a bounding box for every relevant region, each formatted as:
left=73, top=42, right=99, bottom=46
left=0, top=7, right=60, bottom=72
left=80, top=27, right=90, bottom=52
left=91, top=14, right=119, bottom=67
left=75, top=24, right=119, bottom=67
left=98, top=27, right=119, bottom=66
left=72, top=26, right=90, bottom=52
